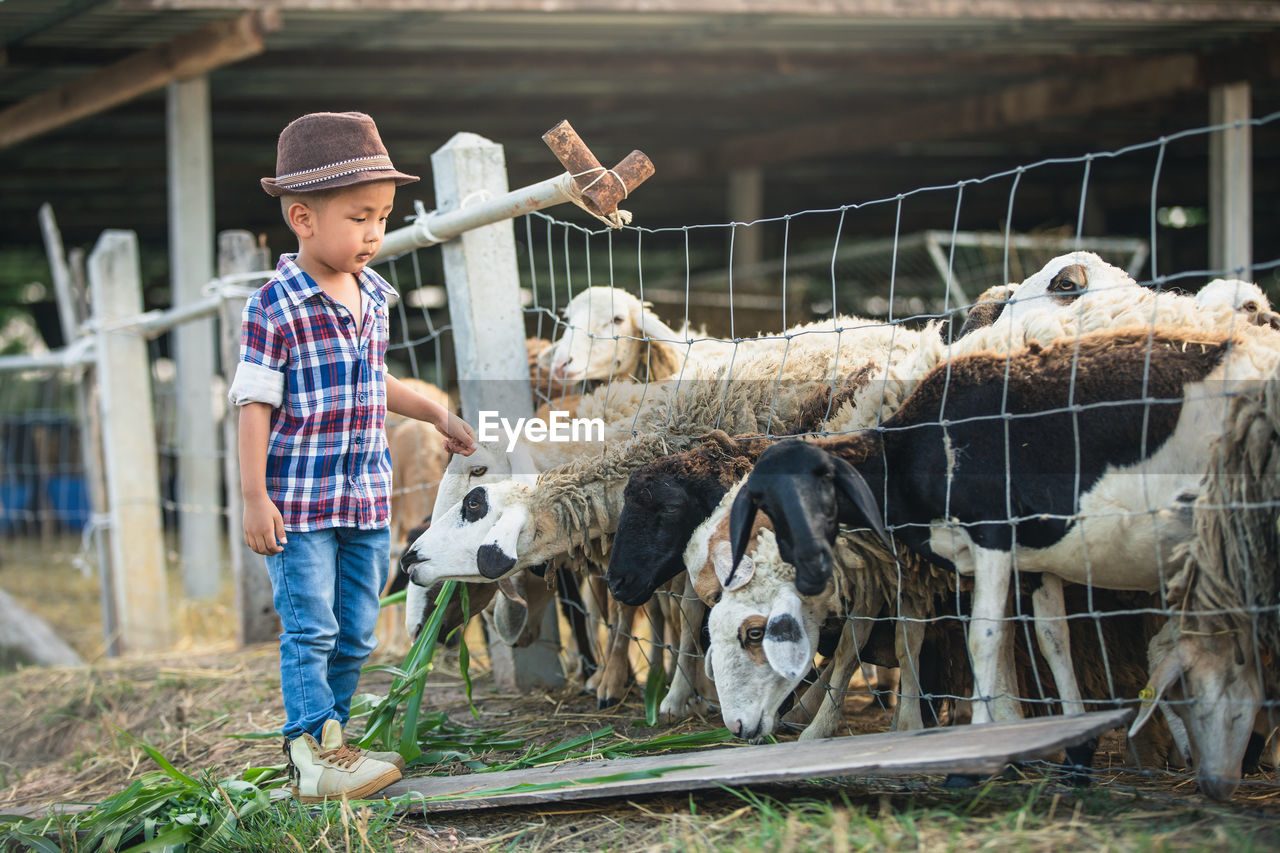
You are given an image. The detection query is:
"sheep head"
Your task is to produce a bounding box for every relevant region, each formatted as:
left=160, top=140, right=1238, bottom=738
left=1196, top=278, right=1280, bottom=330
left=401, top=480, right=532, bottom=585
left=1001, top=251, right=1136, bottom=323
left=545, top=287, right=652, bottom=382
left=1131, top=622, right=1263, bottom=802
left=732, top=439, right=888, bottom=597
left=433, top=439, right=538, bottom=527
left=706, top=525, right=822, bottom=742
left=608, top=430, right=754, bottom=606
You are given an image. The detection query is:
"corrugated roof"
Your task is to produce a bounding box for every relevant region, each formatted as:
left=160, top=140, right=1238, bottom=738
left=0, top=0, right=1277, bottom=280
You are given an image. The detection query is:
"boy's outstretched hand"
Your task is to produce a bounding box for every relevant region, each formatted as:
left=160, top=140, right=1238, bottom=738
left=440, top=412, right=477, bottom=456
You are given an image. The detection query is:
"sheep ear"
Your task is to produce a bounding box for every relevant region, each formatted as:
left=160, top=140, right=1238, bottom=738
left=491, top=577, right=530, bottom=646
left=831, top=455, right=891, bottom=549
left=507, top=443, right=539, bottom=486
left=703, top=645, right=714, bottom=681
left=712, top=540, right=753, bottom=591
left=637, top=305, right=673, bottom=340
left=1130, top=649, right=1185, bottom=737
left=729, top=488, right=760, bottom=586
left=762, top=588, right=812, bottom=682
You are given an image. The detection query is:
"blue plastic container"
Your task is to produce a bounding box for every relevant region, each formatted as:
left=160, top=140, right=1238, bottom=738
left=45, top=475, right=91, bottom=531
left=0, top=480, right=30, bottom=532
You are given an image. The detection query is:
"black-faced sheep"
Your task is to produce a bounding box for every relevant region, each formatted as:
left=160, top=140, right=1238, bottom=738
left=732, top=326, right=1280, bottom=733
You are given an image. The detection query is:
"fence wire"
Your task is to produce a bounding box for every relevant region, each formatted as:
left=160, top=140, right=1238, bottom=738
left=2, top=112, right=1278, bottom=794
left=397, top=111, right=1280, bottom=793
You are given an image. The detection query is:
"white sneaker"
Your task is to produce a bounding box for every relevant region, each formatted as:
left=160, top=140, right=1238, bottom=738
left=340, top=725, right=407, bottom=772
left=287, top=719, right=401, bottom=803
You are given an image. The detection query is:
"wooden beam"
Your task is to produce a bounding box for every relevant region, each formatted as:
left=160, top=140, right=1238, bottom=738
left=229, top=48, right=1081, bottom=80
left=705, top=37, right=1280, bottom=175
left=0, top=10, right=276, bottom=151
left=381, top=710, right=1132, bottom=812
left=118, top=1, right=1280, bottom=23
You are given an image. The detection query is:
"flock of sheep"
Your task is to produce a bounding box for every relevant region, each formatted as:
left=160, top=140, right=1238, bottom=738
left=387, top=251, right=1280, bottom=801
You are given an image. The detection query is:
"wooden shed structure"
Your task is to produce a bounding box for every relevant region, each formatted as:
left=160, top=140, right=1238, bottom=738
left=1, top=0, right=1278, bottom=658
left=1, top=0, right=1278, bottom=290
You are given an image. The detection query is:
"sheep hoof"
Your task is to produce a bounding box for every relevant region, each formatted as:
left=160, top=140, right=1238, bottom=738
left=942, top=774, right=981, bottom=789
left=597, top=696, right=621, bottom=710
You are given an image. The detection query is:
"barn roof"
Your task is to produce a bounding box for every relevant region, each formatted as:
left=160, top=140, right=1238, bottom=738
left=2, top=1, right=1278, bottom=280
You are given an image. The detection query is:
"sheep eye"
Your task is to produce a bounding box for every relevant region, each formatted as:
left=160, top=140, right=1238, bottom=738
left=613, top=315, right=625, bottom=325
left=465, top=497, right=479, bottom=511
left=1244, top=301, right=1259, bottom=312
left=470, top=465, right=487, bottom=477
left=745, top=626, right=765, bottom=643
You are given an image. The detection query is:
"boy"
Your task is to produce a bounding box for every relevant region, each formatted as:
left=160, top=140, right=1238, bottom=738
left=228, top=111, right=476, bottom=802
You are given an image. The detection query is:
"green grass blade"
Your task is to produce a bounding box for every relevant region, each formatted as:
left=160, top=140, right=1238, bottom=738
left=122, top=733, right=199, bottom=786
left=119, top=822, right=196, bottom=852
left=379, top=589, right=407, bottom=607
left=643, top=659, right=668, bottom=727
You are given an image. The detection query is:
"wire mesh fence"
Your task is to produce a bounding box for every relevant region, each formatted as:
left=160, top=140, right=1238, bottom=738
left=387, top=110, right=1280, bottom=798
left=2, top=112, right=1278, bottom=797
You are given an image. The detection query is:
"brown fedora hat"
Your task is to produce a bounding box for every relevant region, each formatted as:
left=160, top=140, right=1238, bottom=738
left=261, top=111, right=418, bottom=196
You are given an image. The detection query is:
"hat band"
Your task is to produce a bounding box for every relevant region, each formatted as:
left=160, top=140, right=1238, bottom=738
left=274, top=154, right=396, bottom=189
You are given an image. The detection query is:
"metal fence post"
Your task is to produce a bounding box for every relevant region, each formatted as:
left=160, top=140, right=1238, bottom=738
left=431, top=132, right=564, bottom=692
left=88, top=230, right=171, bottom=653
left=217, top=229, right=279, bottom=646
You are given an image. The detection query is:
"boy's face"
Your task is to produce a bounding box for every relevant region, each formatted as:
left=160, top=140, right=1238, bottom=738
left=292, top=180, right=396, bottom=277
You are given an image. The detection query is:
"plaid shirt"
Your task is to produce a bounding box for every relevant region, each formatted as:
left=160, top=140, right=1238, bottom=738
left=228, top=254, right=395, bottom=532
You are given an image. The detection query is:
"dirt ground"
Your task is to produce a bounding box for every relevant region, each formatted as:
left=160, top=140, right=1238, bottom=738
left=4, top=536, right=1280, bottom=850
left=4, top=640, right=1280, bottom=852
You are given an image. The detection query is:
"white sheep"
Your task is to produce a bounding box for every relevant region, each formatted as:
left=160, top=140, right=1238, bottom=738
left=544, top=287, right=733, bottom=383
left=1130, top=367, right=1280, bottom=800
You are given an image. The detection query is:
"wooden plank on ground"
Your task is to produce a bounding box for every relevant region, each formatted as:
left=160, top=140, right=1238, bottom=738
left=384, top=709, right=1130, bottom=812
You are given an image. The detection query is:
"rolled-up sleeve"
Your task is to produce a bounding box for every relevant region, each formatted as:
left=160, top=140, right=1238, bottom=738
left=228, top=296, right=287, bottom=408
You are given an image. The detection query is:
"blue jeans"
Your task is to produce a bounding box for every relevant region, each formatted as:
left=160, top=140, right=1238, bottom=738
left=265, top=526, right=390, bottom=740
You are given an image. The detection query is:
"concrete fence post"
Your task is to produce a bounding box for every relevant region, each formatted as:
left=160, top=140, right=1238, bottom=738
left=167, top=75, right=222, bottom=600
left=217, top=229, right=279, bottom=646
left=431, top=132, right=564, bottom=692
left=88, top=230, right=171, bottom=653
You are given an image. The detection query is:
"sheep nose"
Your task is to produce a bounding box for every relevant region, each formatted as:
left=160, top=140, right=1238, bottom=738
left=729, top=719, right=744, bottom=737
left=1198, top=773, right=1240, bottom=802
left=398, top=547, right=421, bottom=576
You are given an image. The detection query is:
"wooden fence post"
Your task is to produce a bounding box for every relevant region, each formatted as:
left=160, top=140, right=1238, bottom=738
left=217, top=229, right=279, bottom=646
left=431, top=132, right=564, bottom=692
left=88, top=230, right=171, bottom=653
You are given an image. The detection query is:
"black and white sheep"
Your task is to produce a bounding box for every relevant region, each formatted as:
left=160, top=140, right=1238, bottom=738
left=731, top=326, right=1280, bottom=732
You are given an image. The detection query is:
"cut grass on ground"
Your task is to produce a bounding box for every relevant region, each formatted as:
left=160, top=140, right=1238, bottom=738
left=3, top=644, right=1279, bottom=851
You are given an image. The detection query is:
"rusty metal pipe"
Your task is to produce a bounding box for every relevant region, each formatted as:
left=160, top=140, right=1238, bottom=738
left=542, top=119, right=654, bottom=217
left=374, top=171, right=577, bottom=262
